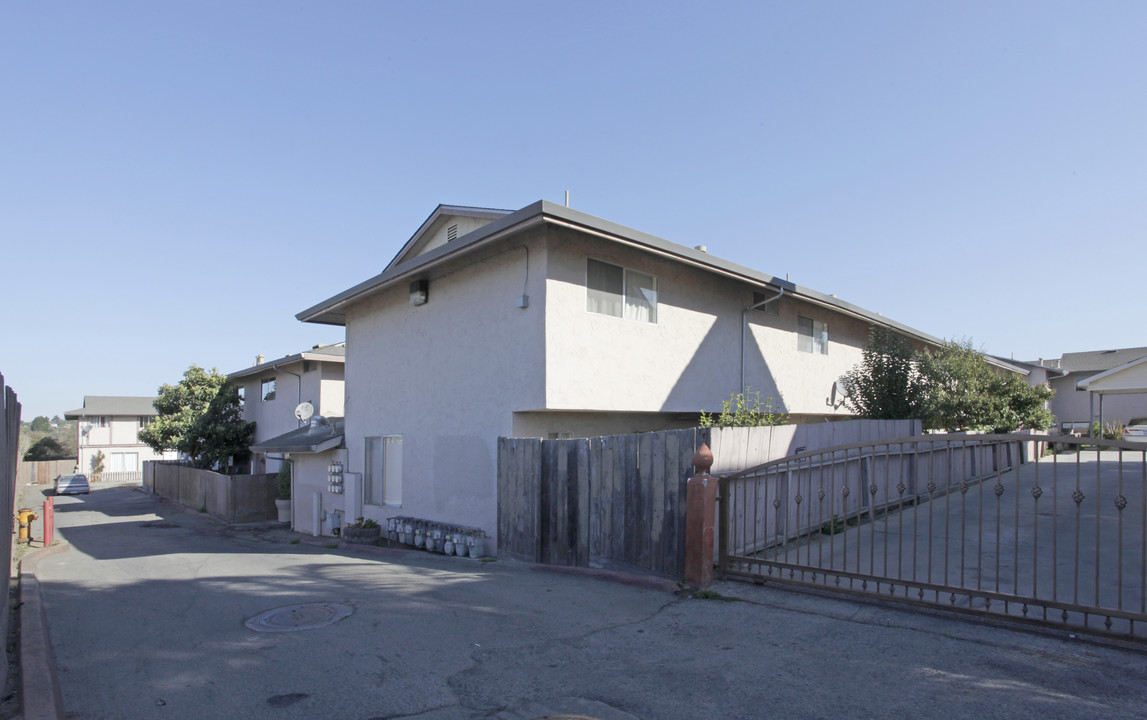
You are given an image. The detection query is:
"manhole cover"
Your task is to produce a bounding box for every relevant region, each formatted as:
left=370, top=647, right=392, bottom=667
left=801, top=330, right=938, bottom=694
left=245, top=603, right=353, bottom=632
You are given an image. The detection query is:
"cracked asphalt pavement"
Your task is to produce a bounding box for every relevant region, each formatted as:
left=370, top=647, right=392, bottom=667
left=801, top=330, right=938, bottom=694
left=29, top=485, right=1147, bottom=719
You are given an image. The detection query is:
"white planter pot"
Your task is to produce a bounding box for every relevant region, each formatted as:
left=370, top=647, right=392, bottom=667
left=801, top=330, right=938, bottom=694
left=275, top=499, right=292, bottom=524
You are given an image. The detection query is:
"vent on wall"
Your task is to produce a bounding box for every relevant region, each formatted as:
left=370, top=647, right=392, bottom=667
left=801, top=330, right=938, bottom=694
left=447, top=224, right=458, bottom=242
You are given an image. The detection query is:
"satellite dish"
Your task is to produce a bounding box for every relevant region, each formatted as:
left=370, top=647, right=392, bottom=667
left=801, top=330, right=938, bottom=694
left=294, top=402, right=315, bottom=421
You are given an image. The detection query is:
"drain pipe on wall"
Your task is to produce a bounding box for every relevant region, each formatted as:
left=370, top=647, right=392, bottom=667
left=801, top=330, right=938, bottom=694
left=741, top=288, right=785, bottom=394
left=272, top=362, right=304, bottom=427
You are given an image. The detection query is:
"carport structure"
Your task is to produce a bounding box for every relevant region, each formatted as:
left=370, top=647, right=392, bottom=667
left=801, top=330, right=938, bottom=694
left=1078, top=355, right=1147, bottom=432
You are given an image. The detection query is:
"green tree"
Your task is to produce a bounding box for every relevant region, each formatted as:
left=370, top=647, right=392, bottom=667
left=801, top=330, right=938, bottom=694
left=140, top=365, right=255, bottom=469
left=841, top=327, right=925, bottom=420
left=841, top=336, right=1055, bottom=433
left=915, top=340, right=1054, bottom=432
left=30, top=416, right=52, bottom=433
left=23, top=436, right=71, bottom=461
left=700, top=388, right=788, bottom=428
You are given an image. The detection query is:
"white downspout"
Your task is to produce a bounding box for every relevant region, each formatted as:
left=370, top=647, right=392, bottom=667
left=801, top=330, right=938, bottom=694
left=272, top=362, right=304, bottom=427
left=741, top=288, right=785, bottom=394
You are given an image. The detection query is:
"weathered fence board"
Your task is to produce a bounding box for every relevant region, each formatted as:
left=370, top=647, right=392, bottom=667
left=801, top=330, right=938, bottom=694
left=498, top=427, right=712, bottom=576
left=0, top=374, right=22, bottom=691
left=144, top=461, right=276, bottom=523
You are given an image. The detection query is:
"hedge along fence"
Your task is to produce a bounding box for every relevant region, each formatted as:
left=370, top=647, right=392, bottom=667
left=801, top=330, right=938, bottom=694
left=143, top=461, right=278, bottom=523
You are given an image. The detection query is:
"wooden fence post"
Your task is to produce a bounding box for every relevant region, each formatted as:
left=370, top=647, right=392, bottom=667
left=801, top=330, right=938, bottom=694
left=684, top=443, right=717, bottom=588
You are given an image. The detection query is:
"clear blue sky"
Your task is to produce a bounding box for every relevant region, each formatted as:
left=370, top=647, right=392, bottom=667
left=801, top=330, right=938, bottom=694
left=3, top=2, right=1144, bottom=419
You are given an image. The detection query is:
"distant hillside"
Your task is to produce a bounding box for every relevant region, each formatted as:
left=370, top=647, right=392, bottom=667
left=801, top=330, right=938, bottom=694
left=18, top=419, right=77, bottom=461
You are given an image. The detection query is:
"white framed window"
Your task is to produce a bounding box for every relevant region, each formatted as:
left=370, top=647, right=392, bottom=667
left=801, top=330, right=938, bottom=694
left=586, top=258, right=658, bottom=323
left=138, top=416, right=153, bottom=428
left=236, top=387, right=246, bottom=407
left=797, top=315, right=829, bottom=355
left=364, top=435, right=403, bottom=507
left=94, top=416, right=108, bottom=428
left=110, top=452, right=138, bottom=473
left=261, top=378, right=276, bottom=402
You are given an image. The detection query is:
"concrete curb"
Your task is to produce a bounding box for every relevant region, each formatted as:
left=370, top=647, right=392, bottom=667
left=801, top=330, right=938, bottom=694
left=19, top=542, right=71, bottom=720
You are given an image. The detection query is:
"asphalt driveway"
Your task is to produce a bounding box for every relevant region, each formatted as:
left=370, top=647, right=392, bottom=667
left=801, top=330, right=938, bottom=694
left=24, top=484, right=1147, bottom=720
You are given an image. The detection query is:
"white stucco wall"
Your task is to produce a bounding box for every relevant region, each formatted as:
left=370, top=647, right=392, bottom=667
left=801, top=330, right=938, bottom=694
left=343, top=231, right=547, bottom=546
left=542, top=228, right=869, bottom=420
left=290, top=449, right=345, bottom=536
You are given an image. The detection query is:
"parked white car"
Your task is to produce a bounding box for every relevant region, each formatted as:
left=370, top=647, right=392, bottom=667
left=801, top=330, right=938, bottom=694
left=1125, top=419, right=1147, bottom=444
left=54, top=473, right=90, bottom=495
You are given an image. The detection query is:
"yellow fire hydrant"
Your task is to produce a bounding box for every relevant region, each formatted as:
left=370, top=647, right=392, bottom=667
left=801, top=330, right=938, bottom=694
left=18, top=508, right=38, bottom=544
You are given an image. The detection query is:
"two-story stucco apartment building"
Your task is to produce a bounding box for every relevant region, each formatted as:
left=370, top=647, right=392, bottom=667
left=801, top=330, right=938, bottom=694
left=296, top=201, right=949, bottom=550
left=64, top=396, right=176, bottom=481
left=227, top=343, right=346, bottom=532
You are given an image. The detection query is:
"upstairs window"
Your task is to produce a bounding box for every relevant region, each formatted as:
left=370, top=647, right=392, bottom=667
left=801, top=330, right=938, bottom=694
left=261, top=378, right=276, bottom=402
left=797, top=316, right=829, bottom=355
left=752, top=291, right=781, bottom=317
left=138, top=416, right=154, bottom=428
left=94, top=416, right=107, bottom=428
left=236, top=387, right=246, bottom=407
left=586, top=258, right=658, bottom=323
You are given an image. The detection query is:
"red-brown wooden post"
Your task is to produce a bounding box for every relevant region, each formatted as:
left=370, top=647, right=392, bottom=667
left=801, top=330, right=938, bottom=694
left=684, top=443, right=717, bottom=588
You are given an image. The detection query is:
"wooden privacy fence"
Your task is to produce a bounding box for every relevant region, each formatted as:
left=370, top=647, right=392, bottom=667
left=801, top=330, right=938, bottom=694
left=18, top=459, right=77, bottom=485
left=0, top=373, right=21, bottom=691
left=497, top=420, right=925, bottom=579
left=143, top=461, right=277, bottom=523
left=498, top=428, right=711, bottom=577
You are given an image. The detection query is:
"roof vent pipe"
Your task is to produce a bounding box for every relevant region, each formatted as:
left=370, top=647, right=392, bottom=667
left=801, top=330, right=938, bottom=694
left=694, top=245, right=707, bottom=253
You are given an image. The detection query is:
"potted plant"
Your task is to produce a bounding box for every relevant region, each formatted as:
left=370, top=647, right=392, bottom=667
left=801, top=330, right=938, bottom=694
left=274, top=461, right=292, bottom=524
left=343, top=517, right=381, bottom=544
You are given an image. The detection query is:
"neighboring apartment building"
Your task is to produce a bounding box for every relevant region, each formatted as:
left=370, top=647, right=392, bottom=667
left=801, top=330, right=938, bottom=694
left=1032, top=347, right=1147, bottom=431
left=63, top=396, right=175, bottom=481
left=295, top=201, right=954, bottom=550
left=227, top=343, right=346, bottom=533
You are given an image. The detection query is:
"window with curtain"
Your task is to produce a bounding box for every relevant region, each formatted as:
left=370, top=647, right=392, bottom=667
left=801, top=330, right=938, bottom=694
left=110, top=452, right=138, bottom=472
left=586, top=259, right=658, bottom=324
left=797, top=315, right=829, bottom=355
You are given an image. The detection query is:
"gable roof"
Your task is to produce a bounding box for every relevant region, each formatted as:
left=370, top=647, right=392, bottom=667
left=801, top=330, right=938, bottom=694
left=297, top=201, right=947, bottom=349
left=1035, top=347, right=1147, bottom=374
left=64, top=396, right=157, bottom=418
left=228, top=343, right=346, bottom=381
left=385, top=204, right=512, bottom=271
left=1076, top=355, right=1147, bottom=394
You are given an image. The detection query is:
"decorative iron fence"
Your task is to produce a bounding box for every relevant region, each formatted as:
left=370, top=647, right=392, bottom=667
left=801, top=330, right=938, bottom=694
left=718, top=434, right=1147, bottom=640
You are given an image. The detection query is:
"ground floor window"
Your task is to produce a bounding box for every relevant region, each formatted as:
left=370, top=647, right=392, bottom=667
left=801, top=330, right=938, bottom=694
left=110, top=452, right=139, bottom=473
left=364, top=435, right=403, bottom=507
